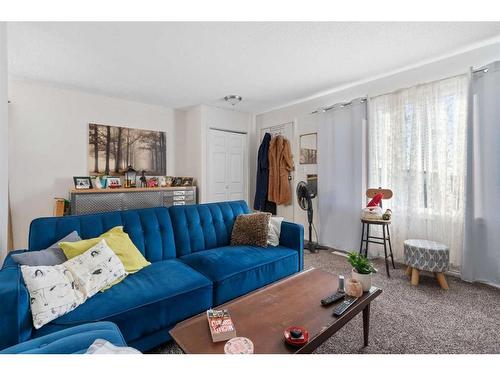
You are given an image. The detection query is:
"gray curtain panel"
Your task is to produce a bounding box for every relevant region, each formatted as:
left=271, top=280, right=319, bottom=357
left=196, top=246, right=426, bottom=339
left=318, top=99, right=367, bottom=251
left=462, top=62, right=500, bottom=287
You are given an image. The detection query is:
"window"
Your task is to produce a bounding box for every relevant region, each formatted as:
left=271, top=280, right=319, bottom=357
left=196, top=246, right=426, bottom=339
left=368, top=75, right=468, bottom=267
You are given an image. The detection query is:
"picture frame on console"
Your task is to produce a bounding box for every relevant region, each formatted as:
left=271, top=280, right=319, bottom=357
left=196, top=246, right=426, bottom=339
left=73, top=176, right=93, bottom=190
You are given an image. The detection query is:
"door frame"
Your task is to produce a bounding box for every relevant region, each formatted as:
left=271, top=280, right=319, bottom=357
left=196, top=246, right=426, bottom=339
left=206, top=128, right=248, bottom=203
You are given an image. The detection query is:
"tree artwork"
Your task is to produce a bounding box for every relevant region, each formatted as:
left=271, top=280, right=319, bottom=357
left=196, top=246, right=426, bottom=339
left=88, top=124, right=167, bottom=176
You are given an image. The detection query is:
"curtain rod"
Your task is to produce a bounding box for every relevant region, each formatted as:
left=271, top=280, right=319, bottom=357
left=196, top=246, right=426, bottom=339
left=311, top=97, right=367, bottom=114
left=311, top=65, right=490, bottom=115
left=472, top=66, right=489, bottom=74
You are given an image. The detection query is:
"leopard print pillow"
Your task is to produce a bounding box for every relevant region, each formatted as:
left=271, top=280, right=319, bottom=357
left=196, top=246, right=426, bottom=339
left=230, top=213, right=272, bottom=247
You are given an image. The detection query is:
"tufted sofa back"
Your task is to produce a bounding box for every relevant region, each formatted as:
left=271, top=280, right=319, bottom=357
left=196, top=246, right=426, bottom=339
left=168, top=200, right=250, bottom=257
left=29, top=207, right=177, bottom=262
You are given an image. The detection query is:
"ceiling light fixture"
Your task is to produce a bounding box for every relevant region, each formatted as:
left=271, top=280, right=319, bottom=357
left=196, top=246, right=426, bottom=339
left=224, top=95, right=242, bottom=106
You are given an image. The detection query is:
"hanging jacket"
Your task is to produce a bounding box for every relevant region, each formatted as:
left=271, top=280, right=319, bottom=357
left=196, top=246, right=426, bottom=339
left=253, top=133, right=272, bottom=210
left=268, top=135, right=294, bottom=205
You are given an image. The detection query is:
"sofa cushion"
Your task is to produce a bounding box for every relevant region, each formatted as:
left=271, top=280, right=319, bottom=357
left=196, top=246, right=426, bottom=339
left=33, top=259, right=212, bottom=347
left=169, top=200, right=250, bottom=257
left=180, top=245, right=299, bottom=305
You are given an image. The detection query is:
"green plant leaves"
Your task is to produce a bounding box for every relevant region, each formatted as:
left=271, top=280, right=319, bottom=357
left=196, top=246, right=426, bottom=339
left=346, top=252, right=377, bottom=274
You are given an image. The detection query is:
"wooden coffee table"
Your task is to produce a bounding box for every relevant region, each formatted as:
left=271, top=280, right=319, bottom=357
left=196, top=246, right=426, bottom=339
left=169, top=268, right=382, bottom=354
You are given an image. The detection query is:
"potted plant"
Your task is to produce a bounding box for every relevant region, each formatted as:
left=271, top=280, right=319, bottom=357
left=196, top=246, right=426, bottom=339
left=347, top=252, right=377, bottom=292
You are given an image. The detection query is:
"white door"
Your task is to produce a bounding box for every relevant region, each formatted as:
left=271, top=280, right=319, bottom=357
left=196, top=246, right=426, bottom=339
left=208, top=129, right=247, bottom=202
left=260, top=122, right=295, bottom=221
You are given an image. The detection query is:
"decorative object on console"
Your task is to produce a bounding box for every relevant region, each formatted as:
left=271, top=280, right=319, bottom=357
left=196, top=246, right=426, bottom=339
left=347, top=252, right=377, bottom=292
left=73, top=176, right=93, bottom=190
left=88, top=124, right=166, bottom=177
left=11, top=231, right=80, bottom=266
left=345, top=278, right=363, bottom=297
left=106, top=177, right=122, bottom=188
left=299, top=133, right=317, bottom=164
left=123, top=165, right=137, bottom=188
left=172, top=177, right=183, bottom=187
left=93, top=176, right=103, bottom=189
left=181, top=177, right=194, bottom=186
left=139, top=170, right=147, bottom=187
left=146, top=177, right=159, bottom=188
left=230, top=212, right=272, bottom=247
left=165, top=176, right=174, bottom=187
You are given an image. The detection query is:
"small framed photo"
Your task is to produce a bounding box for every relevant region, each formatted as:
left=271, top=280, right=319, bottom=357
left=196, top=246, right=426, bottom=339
left=106, top=177, right=122, bottom=188
left=181, top=177, right=194, bottom=186
left=172, top=177, right=183, bottom=187
left=165, top=176, right=174, bottom=187
left=73, top=176, right=93, bottom=190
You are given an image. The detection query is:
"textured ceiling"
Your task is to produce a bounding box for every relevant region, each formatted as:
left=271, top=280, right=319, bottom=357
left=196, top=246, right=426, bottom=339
left=8, top=22, right=500, bottom=113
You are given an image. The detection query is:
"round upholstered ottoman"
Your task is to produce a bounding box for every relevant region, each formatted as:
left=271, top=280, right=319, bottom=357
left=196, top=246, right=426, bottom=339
left=403, top=239, right=450, bottom=289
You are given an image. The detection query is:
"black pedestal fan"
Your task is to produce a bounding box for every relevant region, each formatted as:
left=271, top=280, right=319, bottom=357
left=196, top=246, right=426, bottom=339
left=296, top=181, right=327, bottom=253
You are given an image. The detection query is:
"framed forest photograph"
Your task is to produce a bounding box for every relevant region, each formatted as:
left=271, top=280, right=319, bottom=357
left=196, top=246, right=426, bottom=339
left=88, top=124, right=167, bottom=176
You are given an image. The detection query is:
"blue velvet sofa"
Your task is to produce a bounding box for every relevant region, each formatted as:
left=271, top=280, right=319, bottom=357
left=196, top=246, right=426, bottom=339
left=0, top=200, right=303, bottom=352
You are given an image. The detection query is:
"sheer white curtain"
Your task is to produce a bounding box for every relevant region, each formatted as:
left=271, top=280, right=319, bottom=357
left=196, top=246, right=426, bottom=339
left=368, top=75, right=468, bottom=267
left=318, top=100, right=367, bottom=251
left=462, top=63, right=500, bottom=286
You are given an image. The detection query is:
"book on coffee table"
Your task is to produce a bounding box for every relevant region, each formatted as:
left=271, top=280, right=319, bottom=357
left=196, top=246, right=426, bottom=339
left=207, top=309, right=236, bottom=342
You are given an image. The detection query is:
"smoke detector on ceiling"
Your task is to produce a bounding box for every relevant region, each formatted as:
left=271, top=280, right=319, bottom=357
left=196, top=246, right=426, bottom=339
left=224, top=95, right=242, bottom=106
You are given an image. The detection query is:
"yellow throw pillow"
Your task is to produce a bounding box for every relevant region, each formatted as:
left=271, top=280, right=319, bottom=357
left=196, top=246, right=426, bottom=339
left=60, top=226, right=150, bottom=274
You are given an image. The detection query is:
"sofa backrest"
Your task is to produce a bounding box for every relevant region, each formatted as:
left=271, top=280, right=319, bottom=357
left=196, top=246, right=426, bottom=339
left=168, top=200, right=250, bottom=257
left=28, top=207, right=176, bottom=262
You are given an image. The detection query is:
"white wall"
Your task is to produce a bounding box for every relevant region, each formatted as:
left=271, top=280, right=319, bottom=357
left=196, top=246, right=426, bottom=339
left=255, top=42, right=500, bottom=241
left=0, top=23, right=8, bottom=261
left=177, top=104, right=254, bottom=204
left=8, top=80, right=177, bottom=249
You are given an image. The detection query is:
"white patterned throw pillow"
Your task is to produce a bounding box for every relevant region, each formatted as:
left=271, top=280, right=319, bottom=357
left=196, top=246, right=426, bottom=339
left=21, top=265, right=85, bottom=329
left=65, top=239, right=127, bottom=298
left=21, top=239, right=126, bottom=329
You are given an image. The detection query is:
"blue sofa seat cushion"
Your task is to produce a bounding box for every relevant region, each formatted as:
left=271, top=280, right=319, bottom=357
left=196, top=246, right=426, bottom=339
left=180, top=245, right=299, bottom=305
left=33, top=260, right=212, bottom=347
left=0, top=322, right=126, bottom=354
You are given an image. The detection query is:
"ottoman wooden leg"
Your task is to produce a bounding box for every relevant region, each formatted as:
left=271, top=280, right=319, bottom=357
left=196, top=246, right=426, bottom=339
left=435, top=272, right=449, bottom=290
left=411, top=268, right=420, bottom=286
left=405, top=266, right=412, bottom=277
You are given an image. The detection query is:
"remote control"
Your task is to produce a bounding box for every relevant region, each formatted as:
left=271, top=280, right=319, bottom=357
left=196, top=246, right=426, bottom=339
left=321, top=291, right=345, bottom=306
left=333, top=296, right=358, bottom=316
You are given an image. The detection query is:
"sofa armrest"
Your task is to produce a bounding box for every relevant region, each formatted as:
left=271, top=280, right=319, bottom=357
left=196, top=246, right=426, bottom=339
left=279, top=221, right=304, bottom=270
left=0, top=322, right=127, bottom=354
left=0, top=266, right=33, bottom=350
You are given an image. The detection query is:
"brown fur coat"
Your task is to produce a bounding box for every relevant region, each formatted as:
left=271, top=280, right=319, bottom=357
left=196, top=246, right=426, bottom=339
left=268, top=135, right=294, bottom=205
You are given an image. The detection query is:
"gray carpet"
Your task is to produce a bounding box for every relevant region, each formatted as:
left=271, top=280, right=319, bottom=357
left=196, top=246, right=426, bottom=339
left=151, top=251, right=500, bottom=354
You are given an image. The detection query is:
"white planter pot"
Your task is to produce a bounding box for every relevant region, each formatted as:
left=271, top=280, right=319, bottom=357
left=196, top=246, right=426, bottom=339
left=351, top=269, right=372, bottom=292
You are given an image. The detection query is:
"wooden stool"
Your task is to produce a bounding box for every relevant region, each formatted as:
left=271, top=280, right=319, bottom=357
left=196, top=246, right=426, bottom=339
left=403, top=239, right=450, bottom=289
left=359, top=218, right=395, bottom=277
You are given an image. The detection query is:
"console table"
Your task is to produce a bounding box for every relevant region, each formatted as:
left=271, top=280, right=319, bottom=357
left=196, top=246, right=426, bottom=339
left=70, top=187, right=197, bottom=215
